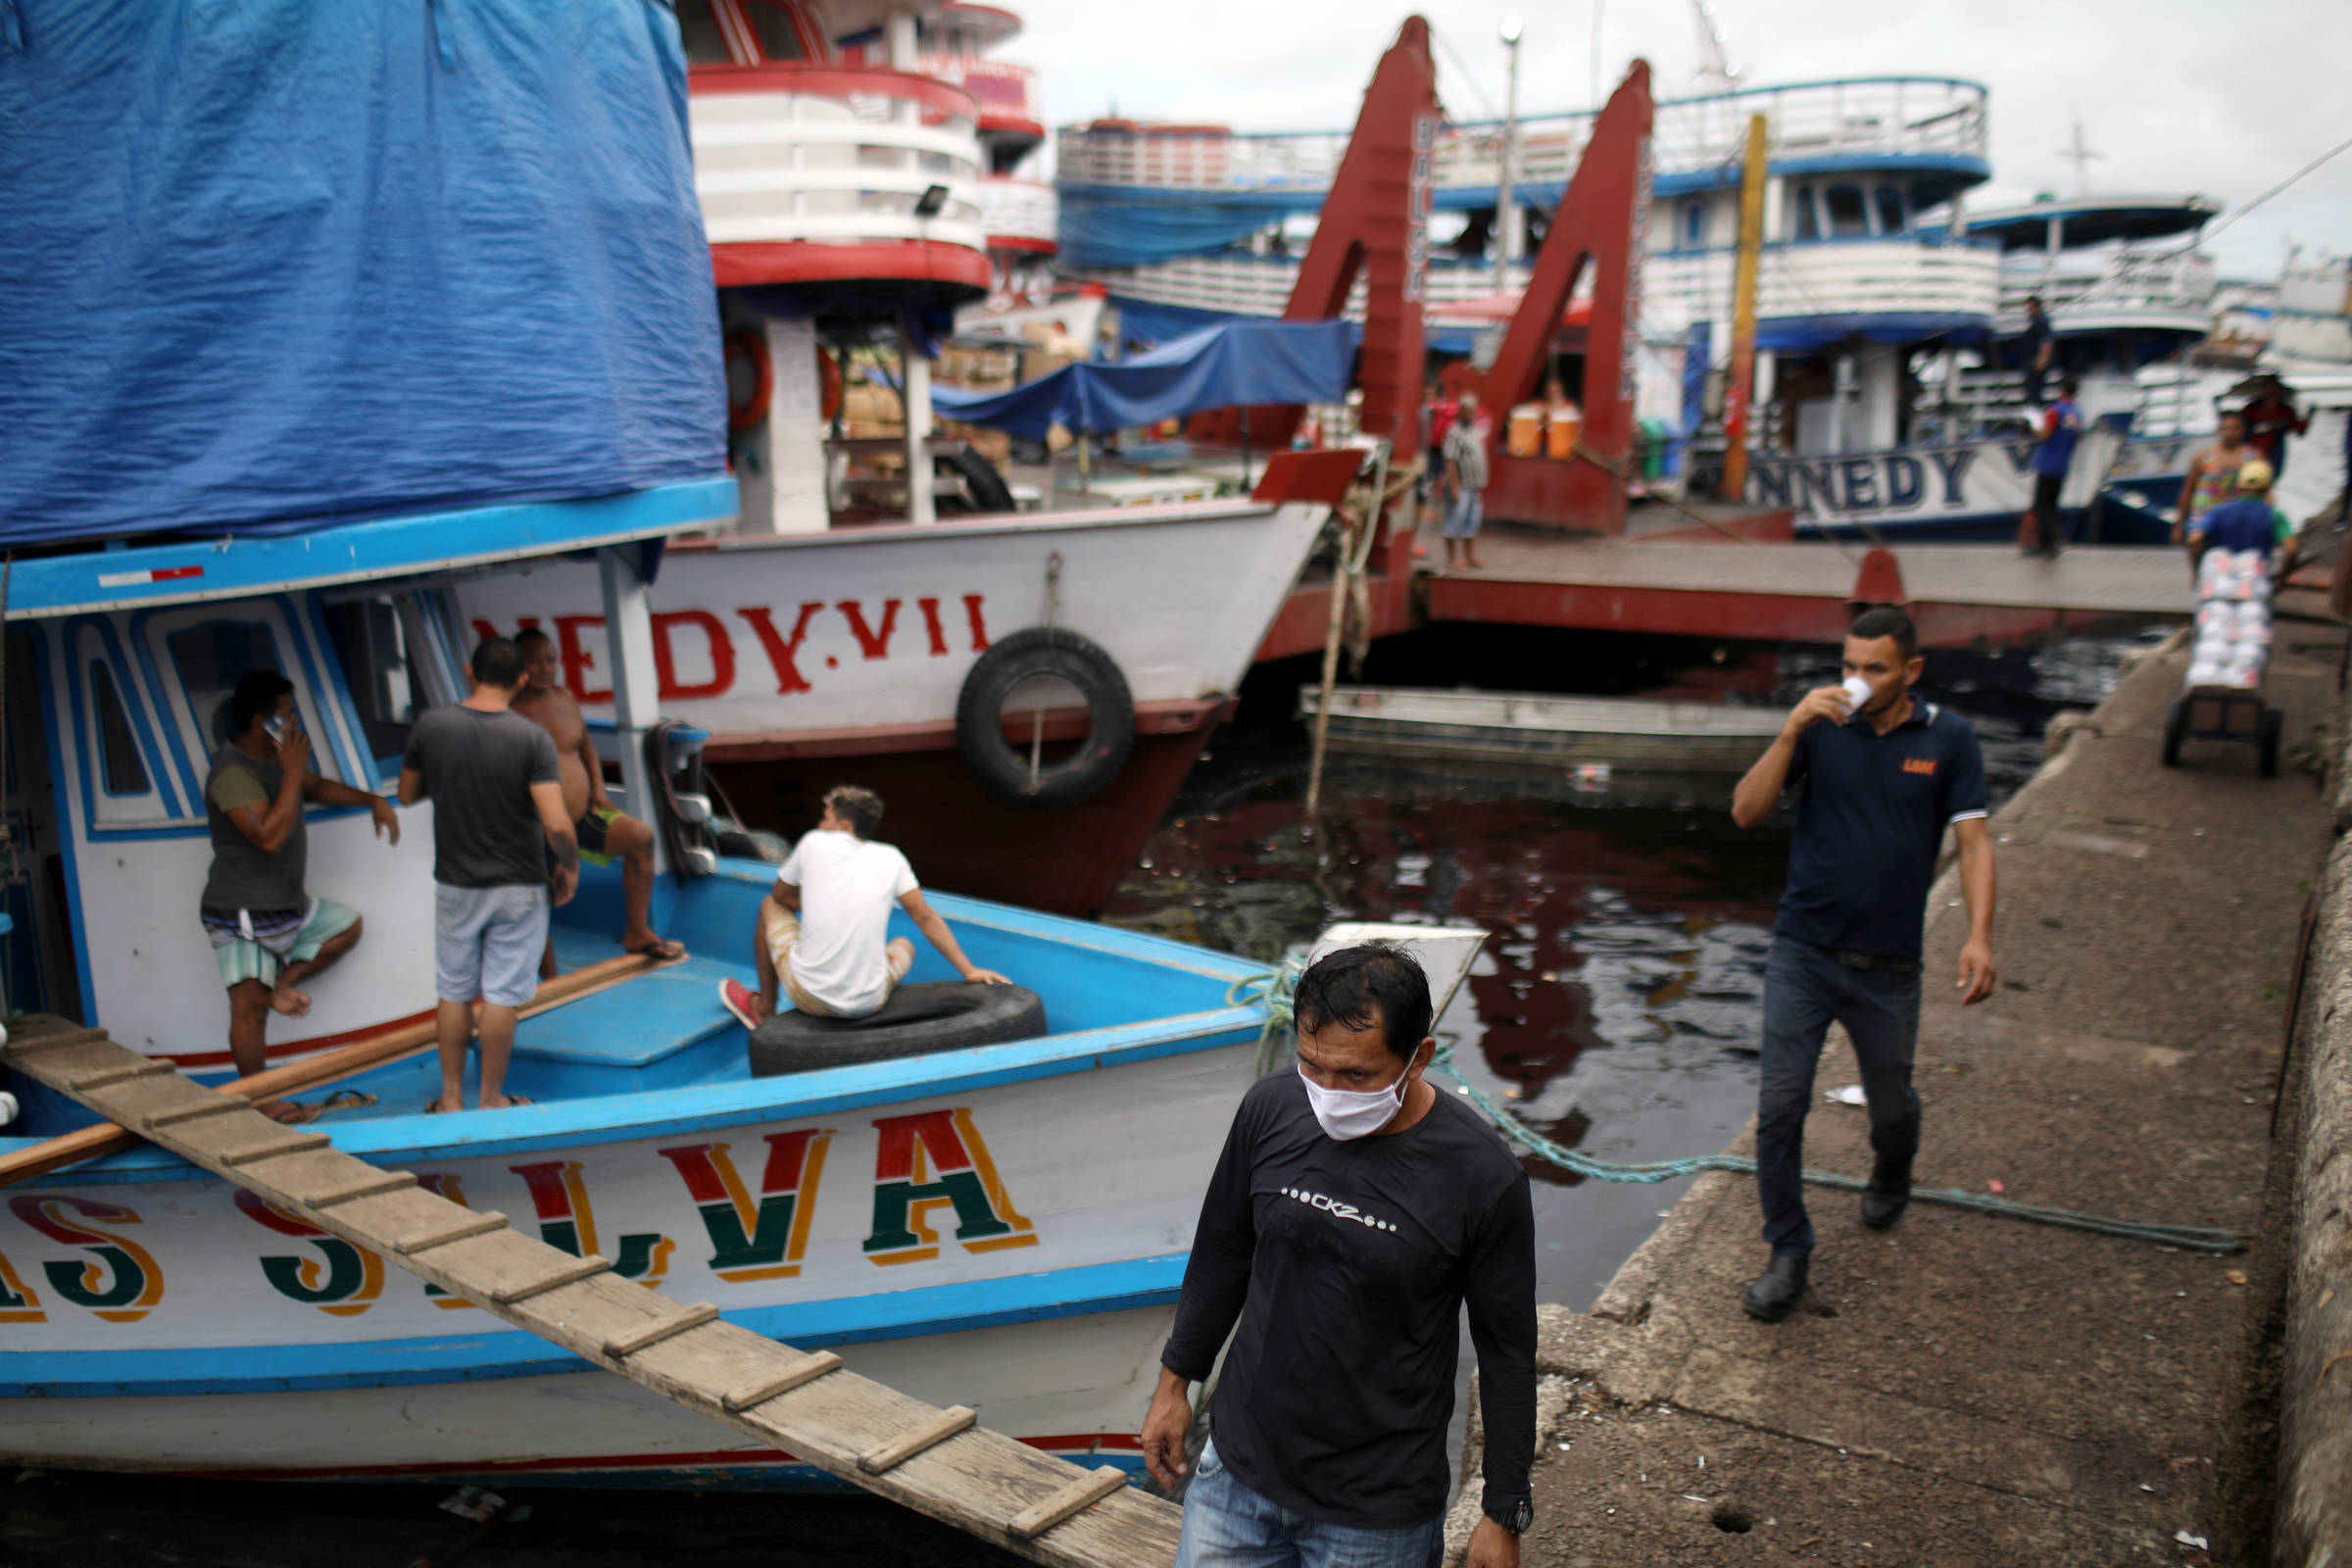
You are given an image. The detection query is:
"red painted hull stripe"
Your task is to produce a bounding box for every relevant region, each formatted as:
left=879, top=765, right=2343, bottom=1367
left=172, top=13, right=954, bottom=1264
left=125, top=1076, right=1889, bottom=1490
left=157, top=1007, right=438, bottom=1070
left=688, top=62, right=975, bottom=121
left=710, top=241, right=991, bottom=293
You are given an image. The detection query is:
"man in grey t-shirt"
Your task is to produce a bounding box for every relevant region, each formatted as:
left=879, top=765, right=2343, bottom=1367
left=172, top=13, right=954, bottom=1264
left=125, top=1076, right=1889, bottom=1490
left=399, top=637, right=577, bottom=1112
left=1442, top=389, right=1493, bottom=570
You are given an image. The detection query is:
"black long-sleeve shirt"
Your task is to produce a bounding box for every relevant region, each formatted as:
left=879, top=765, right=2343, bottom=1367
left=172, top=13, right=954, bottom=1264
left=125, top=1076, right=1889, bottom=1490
left=1161, top=1069, right=1536, bottom=1530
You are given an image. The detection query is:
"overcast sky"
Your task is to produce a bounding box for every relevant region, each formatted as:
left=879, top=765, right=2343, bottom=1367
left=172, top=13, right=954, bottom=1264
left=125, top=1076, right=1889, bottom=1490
left=1007, top=0, right=2352, bottom=278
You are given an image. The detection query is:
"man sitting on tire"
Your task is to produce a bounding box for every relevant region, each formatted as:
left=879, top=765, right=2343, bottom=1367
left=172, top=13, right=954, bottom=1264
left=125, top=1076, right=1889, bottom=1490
left=719, top=785, right=1008, bottom=1029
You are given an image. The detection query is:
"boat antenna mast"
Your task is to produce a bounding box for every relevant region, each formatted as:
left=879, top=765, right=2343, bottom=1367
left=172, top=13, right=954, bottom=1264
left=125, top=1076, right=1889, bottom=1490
left=2058, top=110, right=2105, bottom=197
left=1690, top=0, right=1741, bottom=93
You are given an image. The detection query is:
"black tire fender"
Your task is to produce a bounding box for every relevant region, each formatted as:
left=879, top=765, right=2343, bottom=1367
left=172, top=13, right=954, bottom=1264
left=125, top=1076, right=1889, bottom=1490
left=934, top=446, right=1016, bottom=514
left=956, top=626, right=1135, bottom=808
left=747, top=982, right=1048, bottom=1076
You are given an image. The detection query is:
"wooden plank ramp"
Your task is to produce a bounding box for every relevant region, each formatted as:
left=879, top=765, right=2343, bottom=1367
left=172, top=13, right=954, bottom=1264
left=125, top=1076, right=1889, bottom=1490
left=0, top=1014, right=1181, bottom=1568
left=0, top=950, right=668, bottom=1188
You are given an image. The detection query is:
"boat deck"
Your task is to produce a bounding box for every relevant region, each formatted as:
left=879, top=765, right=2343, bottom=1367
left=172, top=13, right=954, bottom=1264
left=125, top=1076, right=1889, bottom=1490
left=1424, top=534, right=2194, bottom=647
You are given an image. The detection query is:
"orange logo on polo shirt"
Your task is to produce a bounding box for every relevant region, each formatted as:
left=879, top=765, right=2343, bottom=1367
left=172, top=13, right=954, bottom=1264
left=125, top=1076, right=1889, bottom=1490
left=1902, top=758, right=1937, bottom=776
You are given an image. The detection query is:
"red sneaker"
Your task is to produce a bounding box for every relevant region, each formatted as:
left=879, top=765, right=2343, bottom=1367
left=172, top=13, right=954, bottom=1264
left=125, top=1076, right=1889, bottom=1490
left=718, top=977, right=761, bottom=1031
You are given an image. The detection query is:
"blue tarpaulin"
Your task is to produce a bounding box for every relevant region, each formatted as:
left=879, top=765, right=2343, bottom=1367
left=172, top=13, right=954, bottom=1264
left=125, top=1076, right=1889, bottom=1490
left=932, top=319, right=1353, bottom=440
left=1053, top=179, right=1572, bottom=270
left=0, top=0, right=725, bottom=546
left=1055, top=183, right=1316, bottom=270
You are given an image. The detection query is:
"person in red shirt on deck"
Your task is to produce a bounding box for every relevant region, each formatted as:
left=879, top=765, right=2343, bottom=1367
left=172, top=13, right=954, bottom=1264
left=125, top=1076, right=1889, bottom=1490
left=2240, top=377, right=2309, bottom=477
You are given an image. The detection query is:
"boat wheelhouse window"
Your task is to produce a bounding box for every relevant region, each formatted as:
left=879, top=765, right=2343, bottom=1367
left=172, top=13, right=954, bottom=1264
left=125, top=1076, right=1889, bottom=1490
left=73, top=621, right=174, bottom=827
left=744, top=0, right=810, bottom=61
left=1874, top=186, right=1907, bottom=235
left=322, top=598, right=418, bottom=768
left=169, top=621, right=283, bottom=750
left=674, top=1, right=736, bottom=65
left=88, top=662, right=150, bottom=797
left=1824, top=186, right=1869, bottom=238
left=1682, top=201, right=1706, bottom=251
left=1792, top=185, right=1820, bottom=241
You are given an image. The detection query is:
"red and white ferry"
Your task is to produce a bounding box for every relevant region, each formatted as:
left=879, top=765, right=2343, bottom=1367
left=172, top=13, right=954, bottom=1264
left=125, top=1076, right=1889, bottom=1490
left=505, top=1, right=1335, bottom=917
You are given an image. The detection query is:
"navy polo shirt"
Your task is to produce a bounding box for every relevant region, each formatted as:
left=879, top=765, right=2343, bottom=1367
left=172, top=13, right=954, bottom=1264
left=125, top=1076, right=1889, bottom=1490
left=1775, top=699, right=1988, bottom=958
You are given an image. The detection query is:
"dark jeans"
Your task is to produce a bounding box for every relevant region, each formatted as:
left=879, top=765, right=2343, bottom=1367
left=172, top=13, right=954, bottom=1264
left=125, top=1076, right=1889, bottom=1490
left=1756, top=936, right=1923, bottom=1258
left=2026, top=471, right=2065, bottom=554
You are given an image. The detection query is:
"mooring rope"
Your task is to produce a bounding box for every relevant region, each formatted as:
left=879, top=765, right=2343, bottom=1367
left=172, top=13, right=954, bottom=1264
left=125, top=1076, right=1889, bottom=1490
left=1226, top=958, right=1302, bottom=1077
left=1430, top=1039, right=2245, bottom=1254
left=1223, top=964, right=2245, bottom=1254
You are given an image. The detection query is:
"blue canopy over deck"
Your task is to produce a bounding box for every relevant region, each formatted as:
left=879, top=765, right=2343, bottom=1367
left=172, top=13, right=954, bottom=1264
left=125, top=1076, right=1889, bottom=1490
left=0, top=0, right=726, bottom=549
left=931, top=318, right=1353, bottom=438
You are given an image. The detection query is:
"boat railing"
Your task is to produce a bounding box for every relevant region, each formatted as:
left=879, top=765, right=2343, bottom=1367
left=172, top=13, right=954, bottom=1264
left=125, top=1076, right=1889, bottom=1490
left=1056, top=76, right=1986, bottom=193
left=1067, top=252, right=1545, bottom=318
left=917, top=56, right=1039, bottom=128
left=1996, top=248, right=2217, bottom=323
left=1645, top=237, right=1999, bottom=328
left=978, top=175, right=1057, bottom=251
left=688, top=63, right=986, bottom=254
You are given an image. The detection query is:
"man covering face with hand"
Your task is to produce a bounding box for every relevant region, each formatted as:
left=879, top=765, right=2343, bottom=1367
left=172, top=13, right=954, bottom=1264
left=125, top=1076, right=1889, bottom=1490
left=1141, top=944, right=1537, bottom=1568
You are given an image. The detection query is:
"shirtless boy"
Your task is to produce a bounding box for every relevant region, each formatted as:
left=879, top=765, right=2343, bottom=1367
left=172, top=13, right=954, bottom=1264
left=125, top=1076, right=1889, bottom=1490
left=512, top=629, right=683, bottom=970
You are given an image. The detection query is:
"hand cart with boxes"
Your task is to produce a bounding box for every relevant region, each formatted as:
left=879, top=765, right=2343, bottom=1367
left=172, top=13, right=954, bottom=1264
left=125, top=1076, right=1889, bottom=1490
left=2164, top=548, right=2283, bottom=775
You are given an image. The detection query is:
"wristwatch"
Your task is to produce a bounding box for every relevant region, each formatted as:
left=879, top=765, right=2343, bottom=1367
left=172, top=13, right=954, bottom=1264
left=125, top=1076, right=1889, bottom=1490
left=1485, top=1495, right=1534, bottom=1535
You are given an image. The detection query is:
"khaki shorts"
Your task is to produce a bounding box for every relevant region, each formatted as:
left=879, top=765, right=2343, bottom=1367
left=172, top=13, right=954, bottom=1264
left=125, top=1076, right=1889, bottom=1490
left=767, top=908, right=911, bottom=1018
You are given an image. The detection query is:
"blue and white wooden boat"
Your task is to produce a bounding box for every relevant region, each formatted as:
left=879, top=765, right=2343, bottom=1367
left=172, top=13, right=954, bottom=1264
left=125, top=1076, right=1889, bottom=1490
left=0, top=491, right=1328, bottom=1488
left=0, top=0, right=1377, bottom=1492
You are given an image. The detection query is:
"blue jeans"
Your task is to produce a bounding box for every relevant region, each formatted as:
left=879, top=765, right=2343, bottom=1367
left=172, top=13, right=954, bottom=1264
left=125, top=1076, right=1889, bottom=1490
left=1442, top=491, right=1483, bottom=539
left=1755, top=936, right=1923, bottom=1258
left=1176, top=1441, right=1444, bottom=1568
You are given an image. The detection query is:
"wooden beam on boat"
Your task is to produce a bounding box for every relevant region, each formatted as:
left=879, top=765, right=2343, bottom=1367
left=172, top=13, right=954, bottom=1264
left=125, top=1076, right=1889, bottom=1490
left=0, top=1017, right=1185, bottom=1568
left=0, top=950, right=672, bottom=1188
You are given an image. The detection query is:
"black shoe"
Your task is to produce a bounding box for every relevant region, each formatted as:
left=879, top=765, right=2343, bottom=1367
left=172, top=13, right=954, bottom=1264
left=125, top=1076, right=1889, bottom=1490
left=1741, top=1253, right=1809, bottom=1322
left=1861, top=1162, right=1911, bottom=1230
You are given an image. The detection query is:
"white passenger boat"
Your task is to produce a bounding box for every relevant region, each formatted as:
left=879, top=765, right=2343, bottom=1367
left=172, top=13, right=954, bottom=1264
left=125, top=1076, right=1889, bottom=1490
left=589, top=0, right=1336, bottom=916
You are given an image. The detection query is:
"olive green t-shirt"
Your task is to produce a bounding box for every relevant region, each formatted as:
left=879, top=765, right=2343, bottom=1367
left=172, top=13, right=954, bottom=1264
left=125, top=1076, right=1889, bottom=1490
left=201, top=746, right=306, bottom=911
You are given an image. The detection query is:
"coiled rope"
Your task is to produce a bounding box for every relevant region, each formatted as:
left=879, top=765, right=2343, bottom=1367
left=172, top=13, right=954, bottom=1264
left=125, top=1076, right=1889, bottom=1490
left=1224, top=964, right=2244, bottom=1254
left=1227, top=959, right=1302, bottom=1077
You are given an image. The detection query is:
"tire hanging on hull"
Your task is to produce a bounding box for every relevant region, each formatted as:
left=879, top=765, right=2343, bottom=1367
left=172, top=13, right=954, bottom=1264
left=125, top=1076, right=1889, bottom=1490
left=955, top=626, right=1135, bottom=808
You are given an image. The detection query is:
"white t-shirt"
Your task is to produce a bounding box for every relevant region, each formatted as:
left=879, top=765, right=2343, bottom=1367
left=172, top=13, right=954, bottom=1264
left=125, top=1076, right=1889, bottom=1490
left=779, top=830, right=919, bottom=1015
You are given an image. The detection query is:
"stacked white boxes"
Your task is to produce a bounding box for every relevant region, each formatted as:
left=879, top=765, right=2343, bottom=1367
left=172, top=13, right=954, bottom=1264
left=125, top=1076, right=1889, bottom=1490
left=2187, top=549, right=2273, bottom=689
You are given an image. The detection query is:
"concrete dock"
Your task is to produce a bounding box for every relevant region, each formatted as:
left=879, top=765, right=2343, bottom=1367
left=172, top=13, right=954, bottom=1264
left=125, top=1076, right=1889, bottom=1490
left=1465, top=607, right=2349, bottom=1566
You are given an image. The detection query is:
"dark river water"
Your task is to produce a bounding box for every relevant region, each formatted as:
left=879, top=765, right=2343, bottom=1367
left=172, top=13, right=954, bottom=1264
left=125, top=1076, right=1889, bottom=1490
left=6, top=624, right=2164, bottom=1567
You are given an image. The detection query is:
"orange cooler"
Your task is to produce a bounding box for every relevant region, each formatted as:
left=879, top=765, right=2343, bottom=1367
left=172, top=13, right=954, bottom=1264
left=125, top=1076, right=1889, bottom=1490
left=1544, top=404, right=1582, bottom=459
left=1506, top=402, right=1545, bottom=457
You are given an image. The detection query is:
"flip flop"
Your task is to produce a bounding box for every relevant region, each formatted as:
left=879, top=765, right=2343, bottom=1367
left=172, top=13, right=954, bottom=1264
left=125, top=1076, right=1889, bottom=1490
left=485, top=1094, right=535, bottom=1109
left=625, top=937, right=688, bottom=962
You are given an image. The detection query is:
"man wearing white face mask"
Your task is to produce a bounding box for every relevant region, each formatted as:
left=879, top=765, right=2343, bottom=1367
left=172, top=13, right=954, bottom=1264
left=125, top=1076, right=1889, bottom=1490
left=1730, top=606, right=1995, bottom=1323
left=1141, top=945, right=1536, bottom=1568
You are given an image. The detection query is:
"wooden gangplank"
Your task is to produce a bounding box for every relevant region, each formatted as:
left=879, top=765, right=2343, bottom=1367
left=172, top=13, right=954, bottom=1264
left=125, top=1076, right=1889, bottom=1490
left=0, top=1016, right=1180, bottom=1568
left=0, top=951, right=667, bottom=1188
